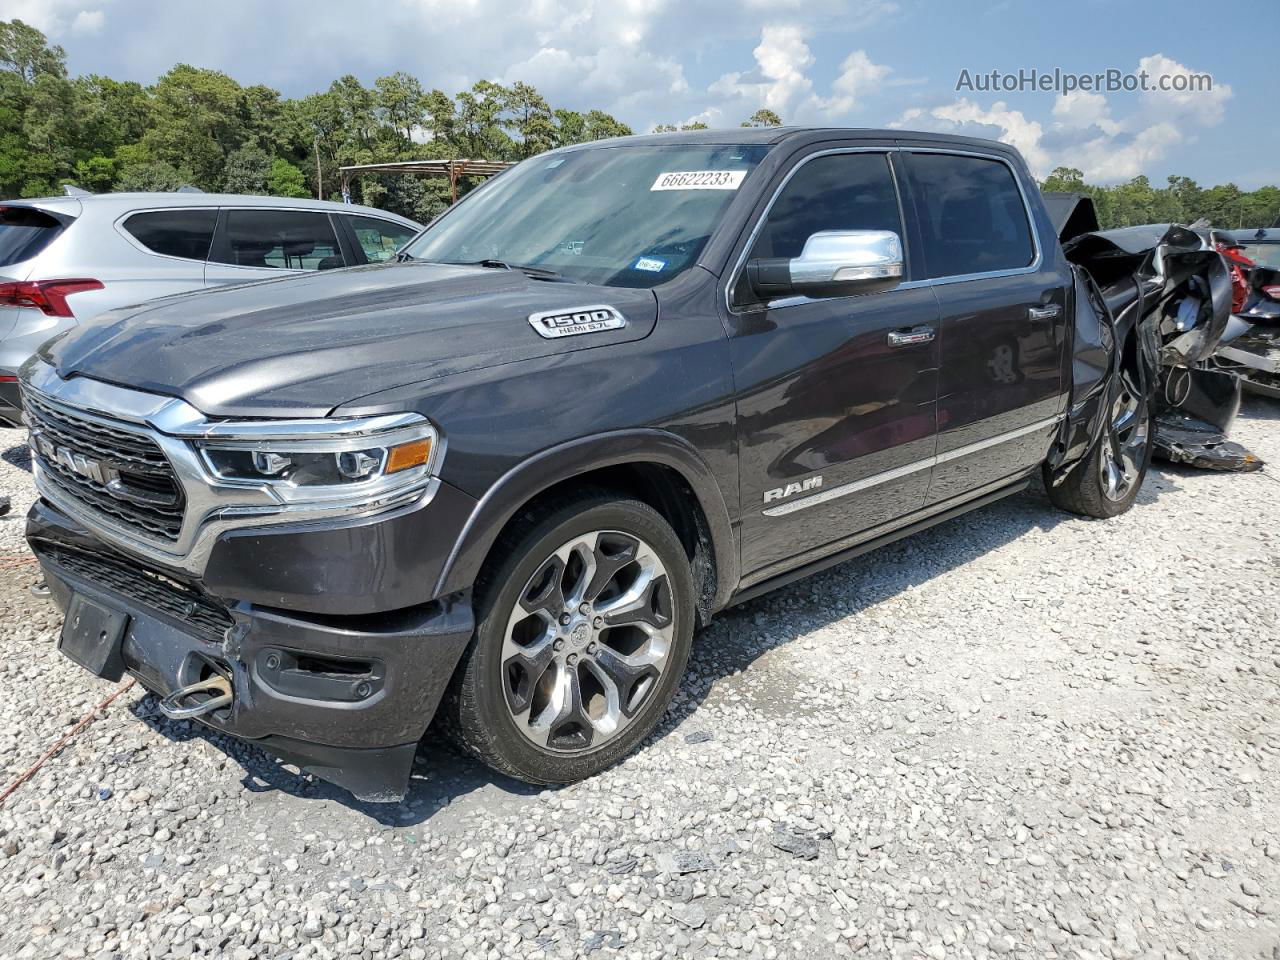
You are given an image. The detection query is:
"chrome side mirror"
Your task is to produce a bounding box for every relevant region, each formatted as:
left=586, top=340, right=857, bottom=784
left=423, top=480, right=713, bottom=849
left=747, top=229, right=904, bottom=301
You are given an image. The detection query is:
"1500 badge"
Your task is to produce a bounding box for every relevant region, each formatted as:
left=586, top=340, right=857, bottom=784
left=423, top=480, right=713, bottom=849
left=528, top=305, right=627, bottom=339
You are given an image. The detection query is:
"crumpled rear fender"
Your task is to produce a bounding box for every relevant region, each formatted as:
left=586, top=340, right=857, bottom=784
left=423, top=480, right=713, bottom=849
left=1045, top=265, right=1116, bottom=483
left=1051, top=222, right=1238, bottom=482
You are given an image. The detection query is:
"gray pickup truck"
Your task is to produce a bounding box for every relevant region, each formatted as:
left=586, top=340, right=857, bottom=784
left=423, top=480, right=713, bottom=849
left=19, top=128, right=1225, bottom=801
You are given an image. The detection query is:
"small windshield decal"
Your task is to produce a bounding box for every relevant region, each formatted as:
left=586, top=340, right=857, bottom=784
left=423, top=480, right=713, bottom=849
left=651, top=170, right=747, bottom=191
left=634, top=257, right=666, bottom=272
left=528, top=305, right=628, bottom=339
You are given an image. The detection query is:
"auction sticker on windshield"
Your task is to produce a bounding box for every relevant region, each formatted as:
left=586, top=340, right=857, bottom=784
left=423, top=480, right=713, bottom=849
left=651, top=170, right=747, bottom=191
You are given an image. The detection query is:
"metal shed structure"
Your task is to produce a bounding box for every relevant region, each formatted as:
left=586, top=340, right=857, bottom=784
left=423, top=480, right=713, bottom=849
left=338, top=159, right=515, bottom=204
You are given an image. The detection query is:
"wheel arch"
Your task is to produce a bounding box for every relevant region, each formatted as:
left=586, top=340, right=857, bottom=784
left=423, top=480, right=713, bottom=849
left=434, top=430, right=738, bottom=624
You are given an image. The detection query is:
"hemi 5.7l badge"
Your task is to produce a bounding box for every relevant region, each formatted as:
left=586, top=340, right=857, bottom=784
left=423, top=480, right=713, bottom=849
left=528, top=305, right=627, bottom=339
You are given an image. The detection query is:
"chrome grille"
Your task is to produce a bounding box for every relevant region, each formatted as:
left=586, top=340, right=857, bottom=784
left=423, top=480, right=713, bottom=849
left=24, top=391, right=185, bottom=542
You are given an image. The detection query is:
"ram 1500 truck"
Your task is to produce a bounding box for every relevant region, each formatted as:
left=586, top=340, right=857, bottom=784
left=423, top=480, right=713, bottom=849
left=21, top=128, right=1187, bottom=801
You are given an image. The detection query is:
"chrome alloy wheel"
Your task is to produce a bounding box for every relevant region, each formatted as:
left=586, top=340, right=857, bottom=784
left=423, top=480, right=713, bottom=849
left=501, top=530, right=675, bottom=753
left=1101, top=370, right=1150, bottom=502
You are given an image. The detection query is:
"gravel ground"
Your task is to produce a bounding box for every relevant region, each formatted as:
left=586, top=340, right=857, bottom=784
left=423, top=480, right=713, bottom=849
left=0, top=404, right=1277, bottom=960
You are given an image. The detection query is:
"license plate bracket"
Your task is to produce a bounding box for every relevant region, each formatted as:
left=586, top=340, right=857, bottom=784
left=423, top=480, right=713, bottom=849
left=59, top=593, right=129, bottom=681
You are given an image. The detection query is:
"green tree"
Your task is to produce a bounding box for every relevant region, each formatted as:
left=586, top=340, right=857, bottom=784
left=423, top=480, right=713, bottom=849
left=222, top=144, right=272, bottom=193
left=267, top=157, right=309, bottom=198
left=741, top=109, right=782, bottom=127
left=502, top=81, right=556, bottom=158
left=143, top=64, right=247, bottom=189
left=0, top=19, right=65, bottom=83
left=374, top=71, right=426, bottom=143
left=1041, top=166, right=1086, bottom=193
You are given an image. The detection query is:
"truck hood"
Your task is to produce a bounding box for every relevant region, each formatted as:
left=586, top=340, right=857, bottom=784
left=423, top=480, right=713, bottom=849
left=43, top=261, right=658, bottom=417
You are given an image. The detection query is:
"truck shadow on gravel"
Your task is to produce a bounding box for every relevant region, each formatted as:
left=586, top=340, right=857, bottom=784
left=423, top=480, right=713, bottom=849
left=2, top=440, right=31, bottom=473
left=130, top=474, right=1183, bottom=826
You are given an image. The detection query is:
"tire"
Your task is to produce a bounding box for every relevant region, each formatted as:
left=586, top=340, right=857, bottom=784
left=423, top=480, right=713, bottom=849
left=1046, top=368, right=1155, bottom=519
left=443, top=492, right=695, bottom=784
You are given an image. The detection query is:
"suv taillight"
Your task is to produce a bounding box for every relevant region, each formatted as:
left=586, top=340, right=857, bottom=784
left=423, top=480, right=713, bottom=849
left=1262, top=284, right=1280, bottom=301
left=0, top=279, right=103, bottom=318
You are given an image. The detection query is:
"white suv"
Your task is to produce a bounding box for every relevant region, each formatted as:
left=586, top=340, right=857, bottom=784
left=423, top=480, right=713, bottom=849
left=0, top=193, right=422, bottom=425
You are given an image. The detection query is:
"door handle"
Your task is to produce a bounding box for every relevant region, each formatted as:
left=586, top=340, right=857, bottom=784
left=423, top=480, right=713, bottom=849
left=887, top=326, right=935, bottom=347
left=1028, top=304, right=1062, bottom=321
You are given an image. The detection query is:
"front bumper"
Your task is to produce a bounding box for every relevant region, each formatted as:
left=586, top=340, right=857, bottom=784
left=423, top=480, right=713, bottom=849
left=28, top=500, right=475, bottom=802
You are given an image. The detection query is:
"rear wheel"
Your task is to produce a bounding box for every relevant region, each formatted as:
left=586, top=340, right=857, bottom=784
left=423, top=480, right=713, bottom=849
left=444, top=494, right=695, bottom=784
left=1046, top=367, right=1154, bottom=518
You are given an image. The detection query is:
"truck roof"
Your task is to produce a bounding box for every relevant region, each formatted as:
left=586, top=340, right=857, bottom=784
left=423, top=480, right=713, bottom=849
left=584, top=126, right=1023, bottom=157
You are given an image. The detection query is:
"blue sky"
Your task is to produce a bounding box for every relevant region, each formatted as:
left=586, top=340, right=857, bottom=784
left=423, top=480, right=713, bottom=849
left=5, top=0, right=1274, bottom=188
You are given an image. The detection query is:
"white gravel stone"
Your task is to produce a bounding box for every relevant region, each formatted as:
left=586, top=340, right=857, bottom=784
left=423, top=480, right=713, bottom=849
left=0, top=404, right=1278, bottom=959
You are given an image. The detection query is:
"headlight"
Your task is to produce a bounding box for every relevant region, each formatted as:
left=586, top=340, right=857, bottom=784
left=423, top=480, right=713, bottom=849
left=195, top=413, right=439, bottom=501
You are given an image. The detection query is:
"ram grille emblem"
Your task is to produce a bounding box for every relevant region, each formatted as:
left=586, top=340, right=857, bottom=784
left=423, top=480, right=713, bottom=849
left=528, top=305, right=627, bottom=339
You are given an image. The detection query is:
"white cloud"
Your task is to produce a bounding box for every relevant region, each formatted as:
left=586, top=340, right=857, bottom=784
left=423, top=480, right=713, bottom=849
left=707, top=28, right=890, bottom=123
left=1064, top=122, right=1183, bottom=181
left=1136, top=53, right=1230, bottom=127
left=503, top=45, right=687, bottom=106
left=0, top=0, right=109, bottom=35
left=1051, top=91, right=1119, bottom=136
left=70, top=9, right=105, bottom=34
left=893, top=98, right=1050, bottom=175
left=892, top=53, right=1232, bottom=183
left=818, top=50, right=892, bottom=116
left=710, top=25, right=815, bottom=117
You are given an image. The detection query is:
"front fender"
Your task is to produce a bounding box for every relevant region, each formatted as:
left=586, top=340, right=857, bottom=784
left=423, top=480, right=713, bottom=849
left=432, top=429, right=739, bottom=612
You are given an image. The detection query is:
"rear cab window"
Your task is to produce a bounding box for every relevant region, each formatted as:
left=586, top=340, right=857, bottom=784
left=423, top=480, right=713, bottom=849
left=122, top=209, right=218, bottom=261
left=0, top=206, right=68, bottom=267
left=347, top=215, right=417, bottom=263
left=211, top=209, right=346, bottom=270
left=905, top=152, right=1036, bottom=278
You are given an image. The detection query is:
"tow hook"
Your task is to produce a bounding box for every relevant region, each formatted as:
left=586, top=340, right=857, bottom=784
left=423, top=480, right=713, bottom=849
left=158, top=675, right=233, bottom=720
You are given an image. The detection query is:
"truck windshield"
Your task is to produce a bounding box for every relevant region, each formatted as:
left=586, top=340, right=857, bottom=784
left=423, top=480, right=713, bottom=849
left=404, top=143, right=773, bottom=288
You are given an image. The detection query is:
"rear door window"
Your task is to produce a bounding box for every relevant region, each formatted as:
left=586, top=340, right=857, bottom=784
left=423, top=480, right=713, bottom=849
left=211, top=209, right=346, bottom=270
left=905, top=152, right=1035, bottom=279
left=122, top=209, right=218, bottom=261
left=346, top=215, right=417, bottom=263
left=0, top=206, right=67, bottom=267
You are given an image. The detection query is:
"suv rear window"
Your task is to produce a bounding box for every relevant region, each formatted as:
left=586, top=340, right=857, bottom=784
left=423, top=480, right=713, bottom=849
left=0, top=206, right=66, bottom=267
left=212, top=209, right=345, bottom=270
left=907, top=153, right=1035, bottom=279
left=347, top=215, right=417, bottom=263
left=123, top=209, right=218, bottom=261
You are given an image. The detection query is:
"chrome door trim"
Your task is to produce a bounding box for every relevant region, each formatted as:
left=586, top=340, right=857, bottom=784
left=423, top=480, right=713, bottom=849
left=762, top=415, right=1061, bottom=517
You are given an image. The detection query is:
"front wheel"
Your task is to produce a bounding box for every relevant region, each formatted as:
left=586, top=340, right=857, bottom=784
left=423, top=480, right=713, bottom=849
left=443, top=494, right=695, bottom=784
left=1046, top=367, right=1155, bottom=519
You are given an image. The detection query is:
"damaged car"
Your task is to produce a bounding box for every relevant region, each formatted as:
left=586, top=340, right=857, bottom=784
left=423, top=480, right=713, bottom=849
left=1210, top=228, right=1280, bottom=400
left=1044, top=194, right=1263, bottom=472
left=19, top=129, right=1254, bottom=802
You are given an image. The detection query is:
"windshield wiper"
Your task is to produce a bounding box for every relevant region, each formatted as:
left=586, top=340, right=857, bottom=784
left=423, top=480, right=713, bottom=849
left=462, top=259, right=578, bottom=282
